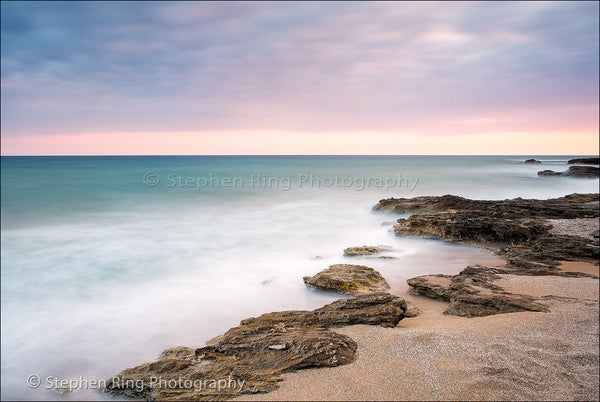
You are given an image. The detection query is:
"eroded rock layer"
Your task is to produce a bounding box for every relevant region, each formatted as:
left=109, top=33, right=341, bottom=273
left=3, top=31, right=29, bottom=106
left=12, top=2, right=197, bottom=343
left=105, top=292, right=406, bottom=401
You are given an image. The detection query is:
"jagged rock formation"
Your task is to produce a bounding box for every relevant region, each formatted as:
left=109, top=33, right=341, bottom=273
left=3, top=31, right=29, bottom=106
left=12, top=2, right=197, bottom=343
left=538, top=166, right=599, bottom=178
left=407, top=265, right=549, bottom=317
left=376, top=193, right=599, bottom=317
left=105, top=293, right=406, bottom=401
left=373, top=193, right=599, bottom=217
left=568, top=157, right=600, bottom=165
left=303, top=264, right=390, bottom=295
left=374, top=193, right=599, bottom=266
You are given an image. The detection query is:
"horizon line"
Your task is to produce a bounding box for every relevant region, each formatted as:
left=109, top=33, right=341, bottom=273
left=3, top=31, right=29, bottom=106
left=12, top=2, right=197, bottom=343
left=2, top=154, right=598, bottom=157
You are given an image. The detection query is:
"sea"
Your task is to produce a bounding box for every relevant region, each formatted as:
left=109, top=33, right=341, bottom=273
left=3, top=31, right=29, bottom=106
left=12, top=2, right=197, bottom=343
left=1, top=155, right=598, bottom=400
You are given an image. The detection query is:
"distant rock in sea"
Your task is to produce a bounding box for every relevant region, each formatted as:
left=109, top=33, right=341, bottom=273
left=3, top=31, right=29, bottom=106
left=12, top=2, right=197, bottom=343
left=538, top=166, right=599, bottom=178
left=567, top=157, right=600, bottom=165
left=524, top=159, right=542, bottom=164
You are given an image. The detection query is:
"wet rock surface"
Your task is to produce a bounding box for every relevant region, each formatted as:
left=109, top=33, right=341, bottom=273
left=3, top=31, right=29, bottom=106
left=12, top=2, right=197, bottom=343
left=303, top=264, right=391, bottom=295
left=407, top=265, right=549, bottom=317
left=538, top=166, right=599, bottom=178
left=568, top=157, right=599, bottom=165
left=343, top=245, right=393, bottom=256
left=524, top=159, right=542, bottom=164
left=374, top=194, right=599, bottom=265
left=379, top=194, right=599, bottom=317
left=374, top=193, right=599, bottom=218
left=105, top=293, right=406, bottom=401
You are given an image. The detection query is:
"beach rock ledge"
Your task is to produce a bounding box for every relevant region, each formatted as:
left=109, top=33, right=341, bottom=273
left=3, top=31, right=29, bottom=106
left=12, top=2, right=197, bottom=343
left=407, top=265, right=549, bottom=317
left=105, top=292, right=406, bottom=401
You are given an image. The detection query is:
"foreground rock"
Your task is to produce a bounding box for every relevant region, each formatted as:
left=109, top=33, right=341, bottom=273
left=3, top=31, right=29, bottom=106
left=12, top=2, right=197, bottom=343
left=524, top=159, right=541, bottom=164
left=105, top=293, right=406, bottom=401
left=407, top=265, right=549, bottom=317
left=343, top=245, right=393, bottom=256
left=568, top=157, right=600, bottom=165
left=303, top=264, right=390, bottom=295
left=538, top=166, right=599, bottom=178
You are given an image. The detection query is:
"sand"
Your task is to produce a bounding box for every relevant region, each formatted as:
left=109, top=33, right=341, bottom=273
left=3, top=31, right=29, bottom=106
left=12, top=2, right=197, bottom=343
left=236, top=264, right=599, bottom=401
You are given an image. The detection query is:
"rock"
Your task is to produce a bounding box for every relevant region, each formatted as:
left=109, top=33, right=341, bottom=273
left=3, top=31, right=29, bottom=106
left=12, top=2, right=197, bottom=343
left=303, top=264, right=390, bottom=295
left=380, top=194, right=598, bottom=285
left=343, top=245, right=393, bottom=256
left=407, top=265, right=548, bottom=317
left=568, top=157, right=600, bottom=165
left=394, top=211, right=552, bottom=244
left=565, top=166, right=599, bottom=178
left=314, top=292, right=406, bottom=328
left=373, top=193, right=599, bottom=218
left=499, top=234, right=599, bottom=266
left=105, top=293, right=406, bottom=401
left=403, top=301, right=421, bottom=318
left=538, top=169, right=563, bottom=177
left=538, top=166, right=599, bottom=178
left=406, top=274, right=454, bottom=301
left=445, top=292, right=548, bottom=317
left=524, top=159, right=542, bottom=164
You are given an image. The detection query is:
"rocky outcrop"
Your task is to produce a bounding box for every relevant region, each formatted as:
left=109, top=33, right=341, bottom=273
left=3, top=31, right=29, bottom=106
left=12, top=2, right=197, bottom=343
left=393, top=211, right=551, bottom=244
left=568, top=157, right=599, bottom=165
left=524, top=159, right=542, bottom=164
left=538, top=166, right=599, bottom=178
left=303, top=264, right=390, bottom=295
left=373, top=193, right=599, bottom=218
left=407, top=265, right=549, bottom=317
left=374, top=194, right=599, bottom=266
left=378, top=194, right=599, bottom=316
left=343, top=245, right=393, bottom=256
left=105, top=292, right=406, bottom=401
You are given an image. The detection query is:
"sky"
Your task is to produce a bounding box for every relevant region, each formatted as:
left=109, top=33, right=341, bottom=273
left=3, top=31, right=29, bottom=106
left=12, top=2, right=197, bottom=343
left=1, top=1, right=598, bottom=155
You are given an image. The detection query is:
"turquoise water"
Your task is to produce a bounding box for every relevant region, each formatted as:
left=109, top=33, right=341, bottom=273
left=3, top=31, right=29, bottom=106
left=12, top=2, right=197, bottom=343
left=1, top=155, right=598, bottom=400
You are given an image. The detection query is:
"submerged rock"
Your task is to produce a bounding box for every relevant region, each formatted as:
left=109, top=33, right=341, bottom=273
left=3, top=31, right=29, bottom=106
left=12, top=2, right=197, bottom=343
left=568, top=157, right=600, bottom=165
left=343, top=245, right=393, bottom=256
left=565, top=166, right=600, bottom=177
left=524, top=159, right=542, bottom=164
left=537, top=169, right=563, bottom=177
left=105, top=293, right=406, bottom=401
left=303, top=264, right=390, bottom=295
left=538, top=166, right=599, bottom=178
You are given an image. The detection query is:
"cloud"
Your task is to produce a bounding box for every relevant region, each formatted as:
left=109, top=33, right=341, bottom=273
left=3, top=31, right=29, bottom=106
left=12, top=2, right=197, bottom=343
left=1, top=1, right=598, bottom=150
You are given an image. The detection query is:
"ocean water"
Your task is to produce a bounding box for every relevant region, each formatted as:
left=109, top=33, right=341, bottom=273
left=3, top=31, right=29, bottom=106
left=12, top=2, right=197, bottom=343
left=1, top=155, right=598, bottom=400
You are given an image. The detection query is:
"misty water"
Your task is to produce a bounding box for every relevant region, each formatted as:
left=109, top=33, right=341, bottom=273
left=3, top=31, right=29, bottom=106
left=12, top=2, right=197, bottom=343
left=1, top=155, right=598, bottom=400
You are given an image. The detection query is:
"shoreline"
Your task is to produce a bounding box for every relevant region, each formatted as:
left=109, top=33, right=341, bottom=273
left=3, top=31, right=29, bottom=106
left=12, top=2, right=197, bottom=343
left=236, top=260, right=599, bottom=401
left=236, top=194, right=599, bottom=401
left=105, top=193, right=599, bottom=401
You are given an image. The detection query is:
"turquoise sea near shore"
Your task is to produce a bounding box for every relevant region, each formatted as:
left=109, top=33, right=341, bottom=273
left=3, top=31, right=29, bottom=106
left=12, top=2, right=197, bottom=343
left=1, top=155, right=598, bottom=400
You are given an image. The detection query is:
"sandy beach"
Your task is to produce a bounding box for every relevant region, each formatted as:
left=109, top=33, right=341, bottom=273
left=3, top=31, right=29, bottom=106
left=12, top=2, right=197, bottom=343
left=98, top=193, right=599, bottom=402
left=237, top=260, right=599, bottom=401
